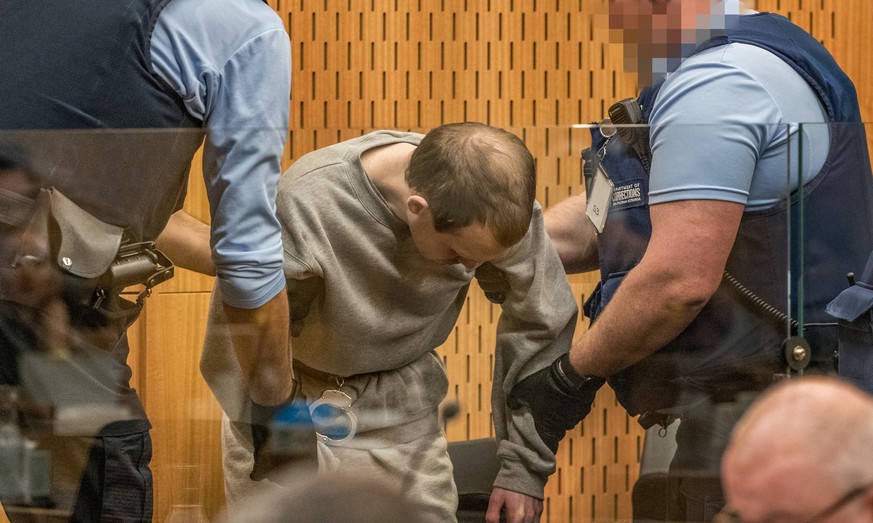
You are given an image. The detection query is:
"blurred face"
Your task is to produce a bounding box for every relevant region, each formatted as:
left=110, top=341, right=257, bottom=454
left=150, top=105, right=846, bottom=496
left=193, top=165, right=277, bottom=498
left=0, top=229, right=59, bottom=310
left=606, top=0, right=725, bottom=82
left=0, top=169, right=39, bottom=229
left=609, top=0, right=712, bottom=35
left=406, top=196, right=507, bottom=270
left=0, top=169, right=57, bottom=309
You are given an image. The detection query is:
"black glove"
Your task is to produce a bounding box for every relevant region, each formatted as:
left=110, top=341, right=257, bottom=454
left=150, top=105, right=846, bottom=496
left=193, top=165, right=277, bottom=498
left=474, top=263, right=510, bottom=304
left=249, top=381, right=318, bottom=481
left=507, top=353, right=605, bottom=453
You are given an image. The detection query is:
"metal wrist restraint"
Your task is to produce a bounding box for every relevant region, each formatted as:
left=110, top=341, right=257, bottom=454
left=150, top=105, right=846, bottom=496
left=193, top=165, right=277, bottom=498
left=308, top=376, right=358, bottom=446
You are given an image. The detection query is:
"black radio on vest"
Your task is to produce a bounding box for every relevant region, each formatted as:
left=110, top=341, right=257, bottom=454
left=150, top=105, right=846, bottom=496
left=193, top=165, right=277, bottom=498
left=608, top=98, right=652, bottom=173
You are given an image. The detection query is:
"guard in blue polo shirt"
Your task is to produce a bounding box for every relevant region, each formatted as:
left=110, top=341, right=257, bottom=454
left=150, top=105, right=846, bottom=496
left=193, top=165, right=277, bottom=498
left=0, top=0, right=293, bottom=520
left=506, top=1, right=873, bottom=521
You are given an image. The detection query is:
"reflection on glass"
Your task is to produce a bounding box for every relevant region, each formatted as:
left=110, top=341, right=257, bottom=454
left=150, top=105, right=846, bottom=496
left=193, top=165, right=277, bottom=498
left=164, top=465, right=209, bottom=523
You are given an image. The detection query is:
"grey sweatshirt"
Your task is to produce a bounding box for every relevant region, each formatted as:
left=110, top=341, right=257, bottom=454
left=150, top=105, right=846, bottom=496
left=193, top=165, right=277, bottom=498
left=278, top=130, right=578, bottom=498
left=204, top=130, right=578, bottom=498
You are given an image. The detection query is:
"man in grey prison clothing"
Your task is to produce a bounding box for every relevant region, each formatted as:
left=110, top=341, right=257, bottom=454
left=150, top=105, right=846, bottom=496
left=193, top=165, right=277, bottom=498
left=201, top=123, right=578, bottom=522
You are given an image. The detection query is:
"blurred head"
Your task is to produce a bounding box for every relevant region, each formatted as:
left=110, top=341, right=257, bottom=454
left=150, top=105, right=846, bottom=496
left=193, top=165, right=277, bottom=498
left=0, top=151, right=40, bottom=233
left=606, top=0, right=741, bottom=83
left=404, top=122, right=536, bottom=269
left=0, top=152, right=57, bottom=310
left=228, top=471, right=419, bottom=523
left=720, top=377, right=873, bottom=523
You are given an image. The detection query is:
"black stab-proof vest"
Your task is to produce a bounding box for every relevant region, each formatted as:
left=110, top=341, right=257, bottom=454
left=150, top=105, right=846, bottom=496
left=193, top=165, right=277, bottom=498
left=0, top=0, right=204, bottom=242
left=585, top=13, right=873, bottom=416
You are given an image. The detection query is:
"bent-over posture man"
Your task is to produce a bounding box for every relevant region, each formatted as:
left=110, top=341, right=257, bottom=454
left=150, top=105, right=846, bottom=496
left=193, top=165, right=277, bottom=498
left=507, top=1, right=873, bottom=521
left=201, top=123, right=578, bottom=523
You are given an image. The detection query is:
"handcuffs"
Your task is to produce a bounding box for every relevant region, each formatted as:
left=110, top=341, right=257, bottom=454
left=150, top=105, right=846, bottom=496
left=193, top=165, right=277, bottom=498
left=309, top=379, right=358, bottom=446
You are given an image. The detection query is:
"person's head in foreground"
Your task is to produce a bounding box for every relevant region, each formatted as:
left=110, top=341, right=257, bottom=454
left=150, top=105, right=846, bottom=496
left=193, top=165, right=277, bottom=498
left=719, top=376, right=873, bottom=522
left=226, top=471, right=420, bottom=523
left=0, top=150, right=55, bottom=310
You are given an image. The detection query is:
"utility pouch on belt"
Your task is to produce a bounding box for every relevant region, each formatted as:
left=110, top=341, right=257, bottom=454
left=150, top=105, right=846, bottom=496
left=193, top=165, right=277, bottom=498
left=21, top=187, right=174, bottom=309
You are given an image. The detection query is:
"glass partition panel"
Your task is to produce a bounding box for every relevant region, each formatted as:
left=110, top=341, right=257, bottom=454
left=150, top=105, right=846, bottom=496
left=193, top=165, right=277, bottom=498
left=0, top=128, right=267, bottom=522
left=794, top=122, right=873, bottom=390
left=0, top=122, right=869, bottom=523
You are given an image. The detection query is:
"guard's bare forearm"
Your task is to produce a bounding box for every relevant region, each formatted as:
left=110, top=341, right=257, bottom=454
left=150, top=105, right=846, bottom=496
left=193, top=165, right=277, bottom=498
left=567, top=199, right=743, bottom=378
left=569, top=264, right=711, bottom=377
left=156, top=210, right=216, bottom=276
left=223, top=288, right=293, bottom=405
left=543, top=194, right=599, bottom=274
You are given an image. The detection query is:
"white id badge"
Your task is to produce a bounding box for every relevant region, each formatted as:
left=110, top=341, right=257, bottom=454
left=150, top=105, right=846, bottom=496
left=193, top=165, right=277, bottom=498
left=586, top=164, right=613, bottom=233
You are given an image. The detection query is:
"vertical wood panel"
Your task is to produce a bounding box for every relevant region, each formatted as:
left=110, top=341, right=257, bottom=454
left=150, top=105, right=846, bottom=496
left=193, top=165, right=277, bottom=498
left=143, top=293, right=224, bottom=520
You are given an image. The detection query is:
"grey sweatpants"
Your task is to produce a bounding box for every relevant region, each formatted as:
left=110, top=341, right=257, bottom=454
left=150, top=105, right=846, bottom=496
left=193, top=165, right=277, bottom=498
left=220, top=351, right=458, bottom=522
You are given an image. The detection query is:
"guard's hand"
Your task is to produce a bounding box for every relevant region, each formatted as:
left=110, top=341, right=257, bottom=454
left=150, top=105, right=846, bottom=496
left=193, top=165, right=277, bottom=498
left=475, top=263, right=510, bottom=304
left=486, top=487, right=543, bottom=523
left=249, top=381, right=318, bottom=481
left=507, top=353, right=604, bottom=453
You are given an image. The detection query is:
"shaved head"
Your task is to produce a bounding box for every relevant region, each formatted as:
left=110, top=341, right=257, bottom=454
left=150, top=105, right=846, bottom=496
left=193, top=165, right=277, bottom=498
left=722, top=377, right=873, bottom=522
